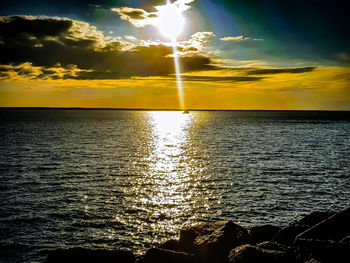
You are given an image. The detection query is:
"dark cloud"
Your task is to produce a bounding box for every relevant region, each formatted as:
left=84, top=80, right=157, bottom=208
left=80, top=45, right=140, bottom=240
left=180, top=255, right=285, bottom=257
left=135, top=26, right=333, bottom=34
left=130, top=74, right=264, bottom=84
left=0, top=16, right=214, bottom=80
left=0, top=1, right=165, bottom=16
left=0, top=16, right=72, bottom=37
left=246, top=67, right=316, bottom=75
left=178, top=75, right=264, bottom=82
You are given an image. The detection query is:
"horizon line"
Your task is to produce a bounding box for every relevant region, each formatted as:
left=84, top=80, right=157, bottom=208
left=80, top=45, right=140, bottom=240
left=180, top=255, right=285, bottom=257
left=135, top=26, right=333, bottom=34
left=0, top=107, right=349, bottom=112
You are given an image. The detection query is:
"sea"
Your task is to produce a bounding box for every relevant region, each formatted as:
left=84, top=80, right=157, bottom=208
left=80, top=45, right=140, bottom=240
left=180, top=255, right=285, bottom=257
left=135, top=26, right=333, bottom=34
left=0, top=109, right=349, bottom=263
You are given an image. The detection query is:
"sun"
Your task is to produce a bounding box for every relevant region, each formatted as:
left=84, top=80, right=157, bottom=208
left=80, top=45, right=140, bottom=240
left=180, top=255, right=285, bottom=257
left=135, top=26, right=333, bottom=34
left=156, top=4, right=185, bottom=41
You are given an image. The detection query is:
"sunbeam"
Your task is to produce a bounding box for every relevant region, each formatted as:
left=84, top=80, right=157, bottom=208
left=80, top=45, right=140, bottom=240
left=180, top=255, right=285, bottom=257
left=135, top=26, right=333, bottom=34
left=172, top=44, right=185, bottom=110
left=156, top=0, right=186, bottom=110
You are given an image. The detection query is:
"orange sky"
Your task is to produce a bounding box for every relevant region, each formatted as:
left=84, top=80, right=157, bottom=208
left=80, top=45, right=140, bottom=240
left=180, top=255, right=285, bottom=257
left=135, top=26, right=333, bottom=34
left=1, top=66, right=349, bottom=110
left=1, top=1, right=350, bottom=110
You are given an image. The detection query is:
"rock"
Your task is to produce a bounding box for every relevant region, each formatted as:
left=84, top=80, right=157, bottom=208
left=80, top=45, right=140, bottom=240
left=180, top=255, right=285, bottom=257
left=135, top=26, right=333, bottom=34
left=296, top=207, right=349, bottom=241
left=272, top=210, right=336, bottom=246
left=179, top=221, right=249, bottom=263
left=296, top=211, right=334, bottom=227
left=249, top=225, right=281, bottom=244
left=257, top=241, right=288, bottom=252
left=304, top=259, right=321, bottom=263
left=295, top=239, right=350, bottom=263
left=340, top=235, right=350, bottom=243
left=257, top=241, right=296, bottom=262
left=228, top=244, right=287, bottom=263
left=43, top=247, right=135, bottom=263
left=140, top=248, right=197, bottom=263
left=294, top=207, right=350, bottom=263
left=158, top=239, right=181, bottom=252
left=273, top=225, right=309, bottom=245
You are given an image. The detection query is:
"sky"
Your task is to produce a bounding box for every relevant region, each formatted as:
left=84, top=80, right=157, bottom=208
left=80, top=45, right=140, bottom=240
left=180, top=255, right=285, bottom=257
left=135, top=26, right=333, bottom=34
left=0, top=0, right=349, bottom=110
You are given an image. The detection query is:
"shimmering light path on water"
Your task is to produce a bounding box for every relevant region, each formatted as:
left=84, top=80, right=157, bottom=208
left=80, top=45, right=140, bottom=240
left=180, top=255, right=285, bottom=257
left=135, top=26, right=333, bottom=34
left=0, top=110, right=349, bottom=263
left=120, top=112, right=213, bottom=245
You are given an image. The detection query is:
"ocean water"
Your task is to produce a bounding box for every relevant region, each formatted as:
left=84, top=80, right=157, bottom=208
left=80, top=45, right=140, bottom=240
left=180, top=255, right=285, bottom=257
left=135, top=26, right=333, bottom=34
left=0, top=110, right=349, bottom=262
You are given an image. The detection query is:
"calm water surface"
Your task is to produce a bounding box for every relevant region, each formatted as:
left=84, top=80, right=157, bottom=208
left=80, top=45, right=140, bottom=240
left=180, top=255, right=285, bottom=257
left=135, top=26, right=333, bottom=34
left=0, top=110, right=349, bottom=262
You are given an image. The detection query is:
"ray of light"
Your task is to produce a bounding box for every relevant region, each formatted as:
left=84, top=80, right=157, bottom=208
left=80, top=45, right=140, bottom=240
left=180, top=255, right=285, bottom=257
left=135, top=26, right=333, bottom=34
left=165, top=0, right=185, bottom=110
left=172, top=43, right=185, bottom=110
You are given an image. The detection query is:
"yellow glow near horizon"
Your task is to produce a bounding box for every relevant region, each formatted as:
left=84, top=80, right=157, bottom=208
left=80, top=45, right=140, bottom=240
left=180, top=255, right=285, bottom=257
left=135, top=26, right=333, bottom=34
left=1, top=67, right=350, bottom=110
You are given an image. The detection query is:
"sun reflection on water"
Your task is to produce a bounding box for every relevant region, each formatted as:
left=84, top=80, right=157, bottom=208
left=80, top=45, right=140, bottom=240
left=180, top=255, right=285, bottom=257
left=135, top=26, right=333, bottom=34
left=118, top=111, right=214, bottom=247
left=144, top=111, right=203, bottom=236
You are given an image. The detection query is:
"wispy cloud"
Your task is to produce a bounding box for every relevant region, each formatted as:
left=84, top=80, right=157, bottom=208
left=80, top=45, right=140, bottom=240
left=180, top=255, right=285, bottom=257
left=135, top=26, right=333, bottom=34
left=246, top=67, right=316, bottom=75
left=220, top=36, right=264, bottom=42
left=111, top=7, right=158, bottom=27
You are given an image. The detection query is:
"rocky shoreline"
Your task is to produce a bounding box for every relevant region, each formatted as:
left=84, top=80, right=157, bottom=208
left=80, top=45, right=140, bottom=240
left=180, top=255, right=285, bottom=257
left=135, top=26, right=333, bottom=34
left=43, top=207, right=349, bottom=263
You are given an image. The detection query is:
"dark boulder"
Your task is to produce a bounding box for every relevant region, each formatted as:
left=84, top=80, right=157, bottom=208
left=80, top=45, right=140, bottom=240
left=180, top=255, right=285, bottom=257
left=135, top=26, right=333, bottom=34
left=296, top=207, right=349, bottom=241
left=228, top=244, right=287, bottom=263
left=304, top=259, right=321, bottom=263
left=43, top=247, right=135, bottom=263
left=257, top=241, right=296, bottom=262
left=140, top=248, right=197, bottom=263
left=249, top=225, right=281, bottom=244
left=273, top=225, right=309, bottom=245
left=294, top=207, right=350, bottom=263
left=296, top=212, right=334, bottom=227
left=179, top=221, right=249, bottom=263
left=340, top=235, right=350, bottom=243
left=273, top=210, right=336, bottom=246
left=257, top=241, right=288, bottom=252
left=158, top=239, right=181, bottom=252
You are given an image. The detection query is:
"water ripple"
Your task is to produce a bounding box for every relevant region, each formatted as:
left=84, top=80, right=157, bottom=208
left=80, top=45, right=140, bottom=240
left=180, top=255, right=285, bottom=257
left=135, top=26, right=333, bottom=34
left=0, top=110, right=349, bottom=262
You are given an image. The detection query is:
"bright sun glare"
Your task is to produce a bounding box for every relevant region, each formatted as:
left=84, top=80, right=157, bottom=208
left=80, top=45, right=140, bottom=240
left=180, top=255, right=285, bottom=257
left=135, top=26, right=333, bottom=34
left=157, top=3, right=185, bottom=41
left=156, top=1, right=186, bottom=110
